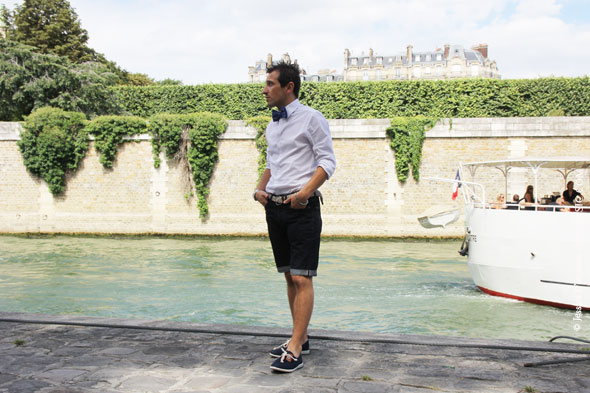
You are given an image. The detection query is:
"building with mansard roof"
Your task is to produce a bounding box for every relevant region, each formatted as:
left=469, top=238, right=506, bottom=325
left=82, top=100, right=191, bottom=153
left=247, top=44, right=499, bottom=83
left=247, top=53, right=343, bottom=83
left=343, top=44, right=500, bottom=81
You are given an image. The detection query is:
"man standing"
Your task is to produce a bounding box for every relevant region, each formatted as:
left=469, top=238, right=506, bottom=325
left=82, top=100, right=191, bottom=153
left=253, top=61, right=336, bottom=373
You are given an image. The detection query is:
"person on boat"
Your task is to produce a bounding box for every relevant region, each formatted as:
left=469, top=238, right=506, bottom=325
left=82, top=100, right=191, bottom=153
left=521, top=192, right=535, bottom=210
left=562, top=181, right=583, bottom=204
left=493, top=194, right=505, bottom=209
left=522, top=185, right=535, bottom=203
left=506, top=194, right=519, bottom=210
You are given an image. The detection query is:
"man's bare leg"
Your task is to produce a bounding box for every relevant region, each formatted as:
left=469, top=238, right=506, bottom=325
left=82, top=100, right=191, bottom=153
left=285, top=274, right=313, bottom=357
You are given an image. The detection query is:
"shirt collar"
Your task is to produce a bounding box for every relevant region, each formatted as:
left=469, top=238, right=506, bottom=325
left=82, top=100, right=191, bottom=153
left=284, top=99, right=301, bottom=119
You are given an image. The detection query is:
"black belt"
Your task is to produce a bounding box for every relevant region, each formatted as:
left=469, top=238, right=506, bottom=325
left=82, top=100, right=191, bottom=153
left=269, top=191, right=323, bottom=205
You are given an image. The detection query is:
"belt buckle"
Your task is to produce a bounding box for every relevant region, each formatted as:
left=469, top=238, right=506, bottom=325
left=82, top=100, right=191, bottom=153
left=271, top=194, right=286, bottom=205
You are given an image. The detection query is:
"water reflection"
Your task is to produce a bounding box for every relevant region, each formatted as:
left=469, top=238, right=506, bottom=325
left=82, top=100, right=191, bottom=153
left=0, top=235, right=578, bottom=341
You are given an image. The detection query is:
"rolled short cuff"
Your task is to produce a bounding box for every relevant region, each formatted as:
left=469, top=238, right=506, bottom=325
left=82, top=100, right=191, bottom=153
left=289, top=269, right=317, bottom=277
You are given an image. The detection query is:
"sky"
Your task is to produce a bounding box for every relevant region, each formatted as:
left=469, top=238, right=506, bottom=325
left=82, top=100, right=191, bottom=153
left=4, top=0, right=590, bottom=84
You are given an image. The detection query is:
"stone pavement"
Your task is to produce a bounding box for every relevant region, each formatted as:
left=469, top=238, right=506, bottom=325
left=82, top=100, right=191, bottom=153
left=0, top=312, right=589, bottom=393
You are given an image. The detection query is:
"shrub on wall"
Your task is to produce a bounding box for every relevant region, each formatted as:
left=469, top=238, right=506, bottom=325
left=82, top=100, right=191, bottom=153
left=85, top=115, right=148, bottom=168
left=245, top=116, right=271, bottom=178
left=18, top=107, right=89, bottom=194
left=386, top=116, right=438, bottom=182
left=148, top=113, right=227, bottom=218
left=113, top=77, right=590, bottom=120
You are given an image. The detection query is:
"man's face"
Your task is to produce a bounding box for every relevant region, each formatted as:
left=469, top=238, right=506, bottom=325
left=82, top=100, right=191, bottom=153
left=263, top=70, right=290, bottom=109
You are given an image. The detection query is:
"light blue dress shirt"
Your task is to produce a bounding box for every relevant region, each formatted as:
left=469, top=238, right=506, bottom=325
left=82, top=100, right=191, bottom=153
left=265, top=99, right=336, bottom=195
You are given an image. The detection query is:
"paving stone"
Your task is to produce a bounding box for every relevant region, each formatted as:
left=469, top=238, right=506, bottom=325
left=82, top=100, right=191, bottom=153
left=38, top=368, right=89, bottom=383
left=338, top=381, right=394, bottom=393
left=117, top=375, right=177, bottom=391
left=1, top=314, right=589, bottom=393
left=0, top=378, right=54, bottom=393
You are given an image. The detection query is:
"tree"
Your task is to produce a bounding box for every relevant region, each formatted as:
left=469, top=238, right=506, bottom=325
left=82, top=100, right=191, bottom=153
left=0, top=39, right=121, bottom=121
left=6, top=0, right=94, bottom=63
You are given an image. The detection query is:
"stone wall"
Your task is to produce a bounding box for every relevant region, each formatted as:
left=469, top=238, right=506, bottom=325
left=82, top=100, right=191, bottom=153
left=1, top=117, right=590, bottom=237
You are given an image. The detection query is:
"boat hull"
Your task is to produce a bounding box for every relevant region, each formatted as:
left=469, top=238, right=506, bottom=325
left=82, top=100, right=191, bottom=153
left=465, top=207, right=590, bottom=310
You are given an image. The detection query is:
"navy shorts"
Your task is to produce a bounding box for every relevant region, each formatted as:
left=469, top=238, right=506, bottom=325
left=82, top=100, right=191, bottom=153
left=265, top=196, right=322, bottom=276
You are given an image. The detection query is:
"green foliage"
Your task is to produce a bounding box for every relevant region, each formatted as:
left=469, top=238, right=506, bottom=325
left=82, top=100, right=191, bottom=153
left=6, top=0, right=95, bottom=63
left=124, top=73, right=155, bottom=86
left=85, top=115, right=147, bottom=168
left=186, top=113, right=227, bottom=218
left=113, top=83, right=268, bottom=119
left=148, top=113, right=227, bottom=217
left=18, top=107, right=89, bottom=195
left=0, top=39, right=121, bottom=121
left=148, top=113, right=188, bottom=167
left=156, top=78, right=183, bottom=86
left=386, top=116, right=438, bottom=182
left=546, top=108, right=565, bottom=116
left=246, top=116, right=271, bottom=178
left=114, top=77, right=590, bottom=120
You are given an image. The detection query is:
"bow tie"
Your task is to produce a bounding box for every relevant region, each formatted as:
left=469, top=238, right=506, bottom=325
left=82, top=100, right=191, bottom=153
left=272, top=108, right=288, bottom=122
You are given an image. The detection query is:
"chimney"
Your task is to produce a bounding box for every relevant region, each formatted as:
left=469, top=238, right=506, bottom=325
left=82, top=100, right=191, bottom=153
left=344, top=48, right=350, bottom=68
left=472, top=43, right=488, bottom=59
left=267, top=53, right=273, bottom=68
left=282, top=53, right=291, bottom=63
left=369, top=48, right=374, bottom=61
left=406, top=45, right=413, bottom=64
left=444, top=44, right=450, bottom=59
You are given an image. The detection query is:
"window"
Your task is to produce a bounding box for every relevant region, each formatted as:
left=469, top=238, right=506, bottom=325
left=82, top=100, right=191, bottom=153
left=351, top=58, right=357, bottom=66
left=413, top=67, right=421, bottom=78
left=436, top=54, right=442, bottom=61
left=415, top=55, right=420, bottom=62
left=426, top=54, right=431, bottom=62
left=326, top=75, right=333, bottom=82
left=452, top=64, right=461, bottom=73
left=363, top=70, right=369, bottom=81
left=377, top=57, right=383, bottom=65
left=425, top=67, right=431, bottom=74
left=471, top=65, right=479, bottom=76
left=395, top=68, right=401, bottom=78
left=435, top=66, right=442, bottom=76
left=376, top=70, right=382, bottom=80
left=364, top=57, right=371, bottom=65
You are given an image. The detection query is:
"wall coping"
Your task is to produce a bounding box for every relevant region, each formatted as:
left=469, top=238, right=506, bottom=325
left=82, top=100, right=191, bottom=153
left=2, top=116, right=590, bottom=141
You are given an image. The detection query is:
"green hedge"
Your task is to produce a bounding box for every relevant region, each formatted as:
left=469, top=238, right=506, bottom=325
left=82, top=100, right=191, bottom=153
left=114, top=77, right=590, bottom=120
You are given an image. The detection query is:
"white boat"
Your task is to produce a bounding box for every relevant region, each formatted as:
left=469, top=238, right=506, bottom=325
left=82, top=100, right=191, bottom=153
left=434, top=157, right=590, bottom=310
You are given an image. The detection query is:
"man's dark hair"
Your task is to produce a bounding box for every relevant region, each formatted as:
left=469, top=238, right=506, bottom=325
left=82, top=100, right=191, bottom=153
left=267, top=61, right=301, bottom=98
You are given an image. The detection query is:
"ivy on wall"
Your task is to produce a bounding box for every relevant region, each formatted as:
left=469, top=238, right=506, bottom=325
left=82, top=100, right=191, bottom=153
left=148, top=113, right=227, bottom=218
left=17, top=107, right=227, bottom=218
left=18, top=107, right=89, bottom=195
left=386, top=116, right=438, bottom=182
left=245, top=116, right=271, bottom=178
left=85, top=115, right=148, bottom=168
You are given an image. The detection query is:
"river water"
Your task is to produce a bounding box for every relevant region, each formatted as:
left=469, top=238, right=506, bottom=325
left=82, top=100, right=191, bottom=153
left=0, top=235, right=581, bottom=341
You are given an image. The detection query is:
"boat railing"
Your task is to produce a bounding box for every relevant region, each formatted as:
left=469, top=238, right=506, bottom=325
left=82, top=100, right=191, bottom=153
left=479, top=202, right=590, bottom=213
left=424, top=177, right=590, bottom=213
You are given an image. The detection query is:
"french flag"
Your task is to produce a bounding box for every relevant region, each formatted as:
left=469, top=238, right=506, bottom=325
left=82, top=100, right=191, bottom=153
left=452, top=169, right=461, bottom=200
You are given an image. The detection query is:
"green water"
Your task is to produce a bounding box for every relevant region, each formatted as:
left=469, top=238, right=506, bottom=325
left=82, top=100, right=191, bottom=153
left=0, top=235, right=583, bottom=341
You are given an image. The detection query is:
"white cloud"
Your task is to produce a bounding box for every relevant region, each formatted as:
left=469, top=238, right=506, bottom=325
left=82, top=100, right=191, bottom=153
left=5, top=0, right=590, bottom=83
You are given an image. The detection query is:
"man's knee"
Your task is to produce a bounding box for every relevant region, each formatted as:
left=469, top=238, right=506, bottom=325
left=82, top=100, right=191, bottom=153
left=290, top=274, right=313, bottom=289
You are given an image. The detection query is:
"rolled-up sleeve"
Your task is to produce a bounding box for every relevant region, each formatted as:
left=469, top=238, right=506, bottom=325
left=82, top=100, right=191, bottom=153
left=310, top=114, right=336, bottom=179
